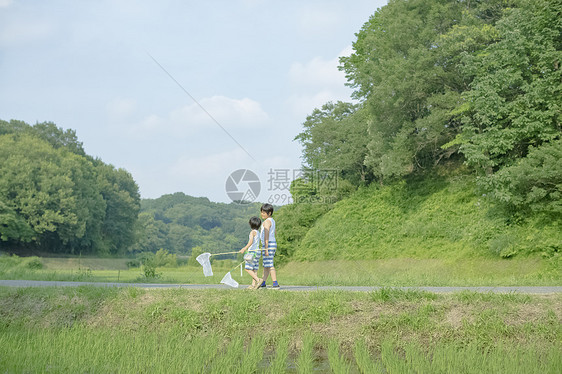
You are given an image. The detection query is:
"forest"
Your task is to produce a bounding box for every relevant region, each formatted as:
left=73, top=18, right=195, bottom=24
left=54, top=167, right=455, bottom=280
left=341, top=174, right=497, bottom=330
left=294, top=0, right=560, bottom=203
left=277, top=0, right=561, bottom=261
left=1, top=0, right=560, bottom=259
left=0, top=119, right=261, bottom=256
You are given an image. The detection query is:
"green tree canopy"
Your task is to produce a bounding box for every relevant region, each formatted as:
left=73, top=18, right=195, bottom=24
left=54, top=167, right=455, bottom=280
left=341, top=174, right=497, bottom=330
left=0, top=120, right=140, bottom=254
left=451, top=0, right=562, bottom=172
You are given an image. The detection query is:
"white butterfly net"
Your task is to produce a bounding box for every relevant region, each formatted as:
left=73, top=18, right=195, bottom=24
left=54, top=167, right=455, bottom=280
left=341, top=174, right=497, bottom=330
left=196, top=252, right=213, bottom=277
left=220, top=272, right=239, bottom=288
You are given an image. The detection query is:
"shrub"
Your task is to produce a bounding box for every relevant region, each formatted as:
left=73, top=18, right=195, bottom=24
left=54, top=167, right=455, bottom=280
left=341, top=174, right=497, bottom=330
left=484, top=139, right=562, bottom=218
left=188, top=247, right=204, bottom=267
left=153, top=248, right=177, bottom=267
left=25, top=257, right=43, bottom=270
left=141, top=262, right=161, bottom=279
left=126, top=260, right=140, bottom=269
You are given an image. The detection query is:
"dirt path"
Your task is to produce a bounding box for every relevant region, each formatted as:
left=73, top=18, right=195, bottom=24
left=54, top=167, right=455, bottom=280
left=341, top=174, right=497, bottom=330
left=1, top=280, right=561, bottom=293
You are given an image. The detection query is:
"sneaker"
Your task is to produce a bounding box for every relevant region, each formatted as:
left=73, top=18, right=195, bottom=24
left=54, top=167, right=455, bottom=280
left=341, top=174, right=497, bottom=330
left=270, top=282, right=280, bottom=289
left=257, top=281, right=266, bottom=289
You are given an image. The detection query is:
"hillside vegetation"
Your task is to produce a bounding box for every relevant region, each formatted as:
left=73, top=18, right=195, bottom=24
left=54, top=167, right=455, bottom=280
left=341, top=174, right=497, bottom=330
left=288, top=167, right=561, bottom=264
left=279, top=0, right=561, bottom=267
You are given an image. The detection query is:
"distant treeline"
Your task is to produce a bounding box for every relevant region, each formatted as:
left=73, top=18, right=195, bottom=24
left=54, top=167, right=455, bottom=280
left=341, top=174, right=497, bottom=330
left=138, top=193, right=261, bottom=255
left=0, top=120, right=139, bottom=255
left=0, top=120, right=264, bottom=256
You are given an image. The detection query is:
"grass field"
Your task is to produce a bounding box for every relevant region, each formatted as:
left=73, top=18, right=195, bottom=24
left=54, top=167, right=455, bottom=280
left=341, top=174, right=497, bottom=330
left=1, top=286, right=560, bottom=373
left=1, top=253, right=560, bottom=287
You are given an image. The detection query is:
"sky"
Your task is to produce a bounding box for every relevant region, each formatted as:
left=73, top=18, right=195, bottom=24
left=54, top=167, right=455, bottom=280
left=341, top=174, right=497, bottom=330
left=0, top=0, right=388, bottom=203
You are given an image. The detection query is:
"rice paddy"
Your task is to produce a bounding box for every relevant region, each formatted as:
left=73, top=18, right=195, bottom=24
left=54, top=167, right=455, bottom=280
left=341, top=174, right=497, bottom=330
left=0, top=286, right=560, bottom=373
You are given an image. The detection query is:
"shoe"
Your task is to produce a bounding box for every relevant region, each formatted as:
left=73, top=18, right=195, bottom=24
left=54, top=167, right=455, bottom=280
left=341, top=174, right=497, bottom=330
left=270, top=282, right=280, bottom=289
left=257, top=281, right=266, bottom=289
left=253, top=278, right=263, bottom=290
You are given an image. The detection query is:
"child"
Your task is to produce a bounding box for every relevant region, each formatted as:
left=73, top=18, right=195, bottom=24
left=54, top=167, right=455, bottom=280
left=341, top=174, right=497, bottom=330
left=259, top=203, right=279, bottom=289
left=239, top=216, right=263, bottom=289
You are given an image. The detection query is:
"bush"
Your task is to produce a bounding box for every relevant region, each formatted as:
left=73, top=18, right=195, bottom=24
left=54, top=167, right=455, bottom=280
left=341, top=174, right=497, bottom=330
left=0, top=255, right=43, bottom=271
left=25, top=257, right=43, bottom=270
left=275, top=202, right=333, bottom=260
left=136, top=251, right=155, bottom=266
left=489, top=234, right=518, bottom=258
left=153, top=249, right=177, bottom=267
left=126, top=260, right=140, bottom=269
left=484, top=139, right=562, bottom=218
left=141, top=262, right=161, bottom=279
left=187, top=247, right=204, bottom=267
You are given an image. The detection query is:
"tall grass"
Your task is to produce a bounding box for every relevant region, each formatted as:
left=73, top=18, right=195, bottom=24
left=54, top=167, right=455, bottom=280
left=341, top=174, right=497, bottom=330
left=327, top=339, right=353, bottom=374
left=296, top=333, right=315, bottom=374
left=2, top=254, right=559, bottom=286
left=354, top=339, right=383, bottom=374
left=1, top=287, right=560, bottom=373
left=268, top=334, right=290, bottom=373
left=291, top=174, right=561, bottom=265
left=2, top=327, right=559, bottom=373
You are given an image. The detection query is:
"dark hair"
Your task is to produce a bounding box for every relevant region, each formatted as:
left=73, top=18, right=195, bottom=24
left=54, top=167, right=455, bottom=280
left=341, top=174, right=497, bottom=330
left=249, top=216, right=261, bottom=230
left=260, top=203, right=274, bottom=216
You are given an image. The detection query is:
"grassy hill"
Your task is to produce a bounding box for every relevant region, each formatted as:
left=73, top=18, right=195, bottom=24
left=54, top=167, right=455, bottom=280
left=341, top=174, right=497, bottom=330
left=289, top=169, right=561, bottom=263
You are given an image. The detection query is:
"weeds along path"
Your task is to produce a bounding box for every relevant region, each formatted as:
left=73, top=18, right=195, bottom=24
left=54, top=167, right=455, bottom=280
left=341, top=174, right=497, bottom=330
left=0, top=280, right=561, bottom=294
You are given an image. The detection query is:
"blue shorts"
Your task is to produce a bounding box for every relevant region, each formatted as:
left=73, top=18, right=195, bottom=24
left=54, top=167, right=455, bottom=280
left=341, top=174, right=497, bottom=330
left=262, top=241, right=276, bottom=268
left=245, top=251, right=259, bottom=271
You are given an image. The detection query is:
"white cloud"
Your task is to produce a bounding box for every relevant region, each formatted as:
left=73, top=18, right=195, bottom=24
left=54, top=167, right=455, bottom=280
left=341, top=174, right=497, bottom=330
left=169, top=148, right=250, bottom=179
left=130, top=95, right=269, bottom=139
left=170, top=96, right=269, bottom=129
left=286, top=47, right=355, bottom=117
left=289, top=46, right=351, bottom=90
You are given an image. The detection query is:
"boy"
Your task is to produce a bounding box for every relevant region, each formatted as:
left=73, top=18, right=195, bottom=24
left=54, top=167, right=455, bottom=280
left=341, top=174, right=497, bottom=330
left=258, top=203, right=279, bottom=289
left=239, top=216, right=263, bottom=289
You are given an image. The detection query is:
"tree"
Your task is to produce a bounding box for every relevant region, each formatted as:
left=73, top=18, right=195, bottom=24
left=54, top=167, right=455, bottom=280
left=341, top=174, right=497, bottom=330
left=133, top=212, right=168, bottom=253
left=484, top=138, right=562, bottom=217
left=339, top=0, right=512, bottom=180
left=451, top=0, right=562, bottom=173
left=0, top=200, right=34, bottom=243
left=0, top=134, right=104, bottom=252
left=0, top=120, right=141, bottom=254
left=295, top=102, right=372, bottom=186
left=0, top=119, right=85, bottom=156
left=95, top=162, right=141, bottom=254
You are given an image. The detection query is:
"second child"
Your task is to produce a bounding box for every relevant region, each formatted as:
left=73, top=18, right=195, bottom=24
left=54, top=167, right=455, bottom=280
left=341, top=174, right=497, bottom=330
left=259, top=203, right=279, bottom=289
left=239, top=216, right=263, bottom=289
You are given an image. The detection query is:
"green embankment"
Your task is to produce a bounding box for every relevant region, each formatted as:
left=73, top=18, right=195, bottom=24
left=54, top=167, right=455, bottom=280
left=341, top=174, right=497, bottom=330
left=291, top=173, right=561, bottom=263
left=0, top=287, right=560, bottom=373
